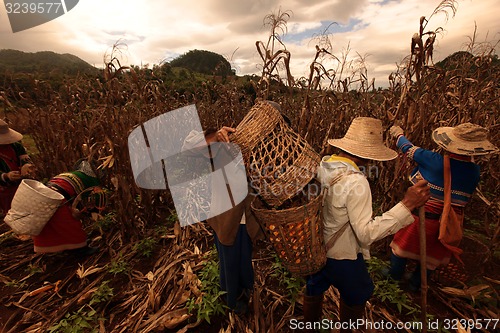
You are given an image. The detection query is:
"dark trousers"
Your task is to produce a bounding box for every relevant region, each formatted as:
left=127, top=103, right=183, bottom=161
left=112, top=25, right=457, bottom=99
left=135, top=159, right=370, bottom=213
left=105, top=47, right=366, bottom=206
left=388, top=252, right=407, bottom=280
left=389, top=253, right=433, bottom=289
left=306, top=254, right=374, bottom=306
left=214, top=224, right=254, bottom=309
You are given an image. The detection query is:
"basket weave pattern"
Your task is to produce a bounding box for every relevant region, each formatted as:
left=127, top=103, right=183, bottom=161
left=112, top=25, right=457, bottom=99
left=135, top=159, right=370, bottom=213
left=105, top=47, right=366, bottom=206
left=232, top=101, right=320, bottom=207
left=432, top=235, right=490, bottom=286
left=251, top=191, right=326, bottom=276
left=4, top=179, right=65, bottom=236
left=231, top=101, right=282, bottom=160
left=248, top=123, right=320, bottom=207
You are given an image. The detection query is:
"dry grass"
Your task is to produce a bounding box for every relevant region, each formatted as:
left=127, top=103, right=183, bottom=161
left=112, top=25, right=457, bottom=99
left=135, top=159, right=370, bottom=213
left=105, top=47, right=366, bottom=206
left=0, top=2, right=499, bottom=332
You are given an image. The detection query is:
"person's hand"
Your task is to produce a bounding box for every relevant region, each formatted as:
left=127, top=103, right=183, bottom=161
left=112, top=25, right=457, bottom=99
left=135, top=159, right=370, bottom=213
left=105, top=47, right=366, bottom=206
left=21, top=164, right=36, bottom=178
left=401, top=179, right=430, bottom=211
left=6, top=171, right=21, bottom=182
left=71, top=207, right=82, bottom=219
left=216, top=126, right=236, bottom=142
left=389, top=125, right=404, bottom=138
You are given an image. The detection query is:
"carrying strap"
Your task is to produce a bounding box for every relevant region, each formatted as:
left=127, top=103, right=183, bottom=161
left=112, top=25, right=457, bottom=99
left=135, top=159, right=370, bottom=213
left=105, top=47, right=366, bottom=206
left=438, top=154, right=464, bottom=262
left=323, top=170, right=359, bottom=251
left=325, top=222, right=349, bottom=250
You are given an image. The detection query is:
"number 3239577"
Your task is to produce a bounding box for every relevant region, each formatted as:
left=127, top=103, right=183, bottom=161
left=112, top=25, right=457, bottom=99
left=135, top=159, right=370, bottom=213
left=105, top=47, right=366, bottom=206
left=5, top=2, right=63, bottom=14
left=441, top=318, right=498, bottom=330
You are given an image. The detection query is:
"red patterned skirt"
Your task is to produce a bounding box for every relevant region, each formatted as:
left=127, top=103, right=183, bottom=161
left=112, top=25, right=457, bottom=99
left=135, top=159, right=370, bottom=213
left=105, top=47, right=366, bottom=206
left=32, top=203, right=87, bottom=253
left=390, top=214, right=451, bottom=270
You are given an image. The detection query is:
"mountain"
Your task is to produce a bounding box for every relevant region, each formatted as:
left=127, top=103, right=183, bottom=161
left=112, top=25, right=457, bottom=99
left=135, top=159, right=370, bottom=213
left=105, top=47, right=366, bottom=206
left=0, top=49, right=98, bottom=75
left=435, top=51, right=500, bottom=72
left=167, top=49, right=235, bottom=76
left=435, top=51, right=474, bottom=71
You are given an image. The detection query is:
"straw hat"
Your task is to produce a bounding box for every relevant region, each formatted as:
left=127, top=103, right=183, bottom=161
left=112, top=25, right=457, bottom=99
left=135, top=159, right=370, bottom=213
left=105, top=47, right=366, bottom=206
left=0, top=119, right=23, bottom=145
left=328, top=117, right=397, bottom=161
left=432, top=123, right=498, bottom=156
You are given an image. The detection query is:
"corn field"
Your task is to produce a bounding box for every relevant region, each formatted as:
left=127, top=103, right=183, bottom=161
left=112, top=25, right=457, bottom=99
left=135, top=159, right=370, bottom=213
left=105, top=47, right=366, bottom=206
left=0, top=2, right=499, bottom=332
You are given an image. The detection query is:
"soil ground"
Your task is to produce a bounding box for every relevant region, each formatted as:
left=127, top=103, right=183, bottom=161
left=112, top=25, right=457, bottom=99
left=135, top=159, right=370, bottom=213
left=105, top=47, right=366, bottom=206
left=0, top=213, right=498, bottom=333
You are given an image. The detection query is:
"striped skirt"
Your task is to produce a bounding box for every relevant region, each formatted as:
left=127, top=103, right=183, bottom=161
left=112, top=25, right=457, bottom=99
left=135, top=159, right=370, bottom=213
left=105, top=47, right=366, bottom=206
left=390, top=214, right=451, bottom=270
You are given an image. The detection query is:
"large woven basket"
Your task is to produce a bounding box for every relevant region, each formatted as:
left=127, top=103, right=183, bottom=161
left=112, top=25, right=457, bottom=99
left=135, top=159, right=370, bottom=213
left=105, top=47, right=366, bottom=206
left=432, top=235, right=490, bottom=286
left=4, top=179, right=65, bottom=236
left=232, top=101, right=320, bottom=207
left=251, top=186, right=326, bottom=276
left=231, top=101, right=283, bottom=159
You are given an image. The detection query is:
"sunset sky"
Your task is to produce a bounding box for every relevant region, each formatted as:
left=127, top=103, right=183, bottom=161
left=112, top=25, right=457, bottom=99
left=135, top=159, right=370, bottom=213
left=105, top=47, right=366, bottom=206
left=1, top=0, right=498, bottom=87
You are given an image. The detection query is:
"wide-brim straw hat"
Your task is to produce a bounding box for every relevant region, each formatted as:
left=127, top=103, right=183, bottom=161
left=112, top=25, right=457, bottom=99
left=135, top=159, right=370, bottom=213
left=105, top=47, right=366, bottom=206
left=432, top=123, right=499, bottom=156
left=0, top=119, right=23, bottom=144
left=328, top=117, right=397, bottom=161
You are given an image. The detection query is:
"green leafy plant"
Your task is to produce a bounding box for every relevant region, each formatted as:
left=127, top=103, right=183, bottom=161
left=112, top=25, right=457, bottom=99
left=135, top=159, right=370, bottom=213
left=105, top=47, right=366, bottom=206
left=90, top=281, right=114, bottom=306
left=26, top=263, right=44, bottom=275
left=48, top=281, right=113, bottom=333
left=373, top=278, right=420, bottom=315
left=95, top=211, right=116, bottom=231
left=153, top=224, right=169, bottom=237
left=107, top=256, right=130, bottom=275
left=48, top=306, right=100, bottom=333
left=367, top=257, right=443, bottom=332
left=133, top=237, right=157, bottom=258
left=3, top=279, right=26, bottom=288
left=270, top=255, right=305, bottom=303
left=167, top=211, right=178, bottom=227
left=367, top=257, right=419, bottom=314
left=186, top=250, right=227, bottom=324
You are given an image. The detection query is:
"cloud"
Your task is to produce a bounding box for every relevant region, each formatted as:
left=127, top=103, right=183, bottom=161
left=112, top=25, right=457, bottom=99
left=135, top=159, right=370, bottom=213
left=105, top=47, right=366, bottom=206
left=287, top=0, right=500, bottom=86
left=0, top=0, right=498, bottom=87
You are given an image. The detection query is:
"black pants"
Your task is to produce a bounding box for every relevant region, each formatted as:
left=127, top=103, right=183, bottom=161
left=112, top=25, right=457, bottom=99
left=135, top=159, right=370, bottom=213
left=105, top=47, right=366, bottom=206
left=214, top=224, right=254, bottom=309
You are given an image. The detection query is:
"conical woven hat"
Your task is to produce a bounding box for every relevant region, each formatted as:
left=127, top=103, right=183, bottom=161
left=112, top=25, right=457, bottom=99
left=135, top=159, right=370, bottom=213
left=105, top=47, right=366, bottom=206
left=0, top=119, right=22, bottom=144
left=432, top=123, right=499, bottom=156
left=328, top=117, right=397, bottom=161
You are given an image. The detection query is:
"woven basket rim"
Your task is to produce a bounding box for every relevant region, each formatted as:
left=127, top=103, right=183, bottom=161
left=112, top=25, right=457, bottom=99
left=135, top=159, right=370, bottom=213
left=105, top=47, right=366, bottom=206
left=20, top=179, right=65, bottom=202
left=231, top=101, right=284, bottom=151
left=251, top=189, right=322, bottom=213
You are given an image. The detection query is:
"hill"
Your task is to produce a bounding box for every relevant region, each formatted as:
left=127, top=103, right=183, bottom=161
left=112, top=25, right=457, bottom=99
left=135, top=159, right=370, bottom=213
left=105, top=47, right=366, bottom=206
left=435, top=50, right=500, bottom=72
left=167, top=49, right=235, bottom=76
left=0, top=49, right=98, bottom=75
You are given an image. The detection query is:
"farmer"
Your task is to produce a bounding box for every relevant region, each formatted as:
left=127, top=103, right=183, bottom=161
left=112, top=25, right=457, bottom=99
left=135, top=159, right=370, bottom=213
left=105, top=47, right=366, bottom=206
left=303, top=117, right=430, bottom=332
left=181, top=102, right=285, bottom=315
left=0, top=119, right=35, bottom=215
left=32, top=159, right=106, bottom=255
left=387, top=123, right=498, bottom=291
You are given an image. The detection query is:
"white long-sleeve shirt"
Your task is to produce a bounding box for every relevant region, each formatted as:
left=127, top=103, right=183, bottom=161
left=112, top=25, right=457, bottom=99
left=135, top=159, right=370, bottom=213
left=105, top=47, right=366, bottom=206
left=318, top=155, right=414, bottom=260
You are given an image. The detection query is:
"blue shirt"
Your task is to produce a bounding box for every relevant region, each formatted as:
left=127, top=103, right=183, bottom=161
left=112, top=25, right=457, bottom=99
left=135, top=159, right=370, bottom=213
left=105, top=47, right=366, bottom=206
left=396, top=135, right=480, bottom=206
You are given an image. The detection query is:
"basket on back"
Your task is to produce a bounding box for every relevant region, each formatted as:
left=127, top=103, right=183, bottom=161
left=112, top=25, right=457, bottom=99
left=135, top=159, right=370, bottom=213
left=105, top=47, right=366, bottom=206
left=251, top=185, right=326, bottom=276
left=231, top=101, right=320, bottom=207
left=432, top=235, right=490, bottom=286
left=4, top=179, right=65, bottom=236
left=230, top=101, right=282, bottom=160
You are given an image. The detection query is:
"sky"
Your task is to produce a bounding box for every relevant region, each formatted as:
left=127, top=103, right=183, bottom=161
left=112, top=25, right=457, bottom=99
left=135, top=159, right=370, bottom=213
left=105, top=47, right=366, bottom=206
left=0, top=0, right=499, bottom=87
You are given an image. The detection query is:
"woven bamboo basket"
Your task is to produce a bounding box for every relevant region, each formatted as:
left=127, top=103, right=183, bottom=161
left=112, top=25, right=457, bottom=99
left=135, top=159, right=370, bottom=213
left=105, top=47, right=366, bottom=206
left=231, top=101, right=283, bottom=159
left=432, top=235, right=490, bottom=286
left=4, top=179, right=65, bottom=236
left=251, top=186, right=326, bottom=276
left=231, top=101, right=320, bottom=207
left=248, top=124, right=320, bottom=207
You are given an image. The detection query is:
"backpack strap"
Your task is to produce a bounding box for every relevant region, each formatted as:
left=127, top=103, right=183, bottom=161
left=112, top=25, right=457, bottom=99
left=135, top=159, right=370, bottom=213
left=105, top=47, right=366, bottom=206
left=323, top=170, right=359, bottom=251
left=438, top=154, right=464, bottom=263
left=325, top=222, right=349, bottom=250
